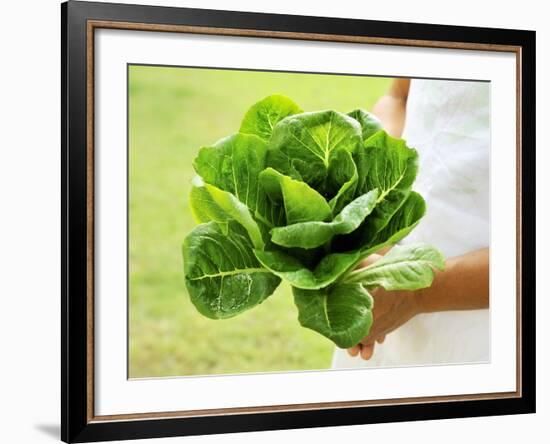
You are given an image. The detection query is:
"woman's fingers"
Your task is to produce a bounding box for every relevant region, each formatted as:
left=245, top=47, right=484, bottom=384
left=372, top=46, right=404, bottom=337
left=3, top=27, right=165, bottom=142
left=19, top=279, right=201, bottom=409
left=360, top=343, right=375, bottom=360
left=347, top=345, right=360, bottom=357
left=376, top=335, right=386, bottom=344
left=349, top=336, right=385, bottom=359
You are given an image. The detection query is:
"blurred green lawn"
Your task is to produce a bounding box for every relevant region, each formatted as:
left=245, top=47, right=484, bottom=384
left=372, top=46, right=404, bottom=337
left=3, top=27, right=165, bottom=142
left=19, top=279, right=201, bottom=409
left=128, top=65, right=390, bottom=378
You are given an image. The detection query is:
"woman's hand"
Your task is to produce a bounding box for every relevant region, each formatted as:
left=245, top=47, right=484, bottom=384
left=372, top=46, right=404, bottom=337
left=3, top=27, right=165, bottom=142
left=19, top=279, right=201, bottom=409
left=347, top=287, right=423, bottom=360
left=346, top=247, right=489, bottom=360
left=346, top=253, right=423, bottom=360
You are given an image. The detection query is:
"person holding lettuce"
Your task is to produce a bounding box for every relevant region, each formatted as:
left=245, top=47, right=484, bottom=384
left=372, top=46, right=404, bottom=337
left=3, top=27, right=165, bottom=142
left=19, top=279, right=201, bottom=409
left=332, top=78, right=490, bottom=365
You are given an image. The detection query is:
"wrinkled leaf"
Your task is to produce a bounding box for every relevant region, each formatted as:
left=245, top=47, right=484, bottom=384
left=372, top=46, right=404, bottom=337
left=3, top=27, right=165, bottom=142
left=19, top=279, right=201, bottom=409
left=367, top=191, right=426, bottom=248
left=184, top=222, right=281, bottom=319
left=270, top=189, right=379, bottom=249
left=267, top=110, right=362, bottom=195
left=335, top=191, right=427, bottom=277
left=239, top=94, right=303, bottom=141
left=348, top=109, right=382, bottom=141
left=355, top=131, right=418, bottom=238
left=193, top=133, right=284, bottom=227
left=259, top=168, right=332, bottom=224
left=189, top=176, right=265, bottom=250
left=327, top=149, right=358, bottom=214
left=254, top=248, right=360, bottom=290
left=293, top=283, right=374, bottom=348
left=345, top=243, right=445, bottom=290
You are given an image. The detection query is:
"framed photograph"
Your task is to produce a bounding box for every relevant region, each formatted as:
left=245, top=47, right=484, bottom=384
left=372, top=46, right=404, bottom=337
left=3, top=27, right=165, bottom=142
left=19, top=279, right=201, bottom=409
left=61, top=1, right=536, bottom=442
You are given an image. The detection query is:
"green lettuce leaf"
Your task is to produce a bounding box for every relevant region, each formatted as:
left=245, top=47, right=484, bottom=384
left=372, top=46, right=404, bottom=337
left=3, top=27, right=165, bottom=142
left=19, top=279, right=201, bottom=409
left=326, top=149, right=359, bottom=214
left=259, top=168, right=332, bottom=224
left=266, top=110, right=362, bottom=195
left=193, top=133, right=284, bottom=227
left=334, top=191, right=427, bottom=277
left=184, top=221, right=281, bottom=319
left=347, top=109, right=382, bottom=141
left=239, top=94, right=302, bottom=141
left=254, top=248, right=360, bottom=290
left=270, top=189, right=378, bottom=249
left=366, top=191, right=426, bottom=248
left=293, top=283, right=374, bottom=348
left=189, top=176, right=266, bottom=250
left=354, top=131, right=419, bottom=240
left=344, top=243, right=445, bottom=290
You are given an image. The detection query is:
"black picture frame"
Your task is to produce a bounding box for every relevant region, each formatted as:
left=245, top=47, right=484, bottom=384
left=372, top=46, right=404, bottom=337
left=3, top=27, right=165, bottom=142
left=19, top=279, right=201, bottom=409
left=62, top=1, right=536, bottom=442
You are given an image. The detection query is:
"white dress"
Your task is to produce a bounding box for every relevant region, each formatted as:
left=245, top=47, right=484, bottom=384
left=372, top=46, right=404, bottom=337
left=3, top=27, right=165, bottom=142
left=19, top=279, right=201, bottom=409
left=332, top=79, right=491, bottom=368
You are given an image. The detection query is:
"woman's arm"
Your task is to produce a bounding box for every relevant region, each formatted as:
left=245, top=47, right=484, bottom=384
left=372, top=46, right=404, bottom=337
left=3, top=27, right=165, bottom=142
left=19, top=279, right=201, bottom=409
left=348, top=248, right=489, bottom=360
left=417, top=247, right=489, bottom=313
left=372, top=78, right=410, bottom=137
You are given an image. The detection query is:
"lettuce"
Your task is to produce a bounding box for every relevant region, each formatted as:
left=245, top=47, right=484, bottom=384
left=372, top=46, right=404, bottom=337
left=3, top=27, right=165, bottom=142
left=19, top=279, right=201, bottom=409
left=183, top=95, right=444, bottom=348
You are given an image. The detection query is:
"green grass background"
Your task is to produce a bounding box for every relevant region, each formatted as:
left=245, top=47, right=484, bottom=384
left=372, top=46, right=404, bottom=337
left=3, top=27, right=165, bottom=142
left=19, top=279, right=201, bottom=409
left=128, top=65, right=391, bottom=378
